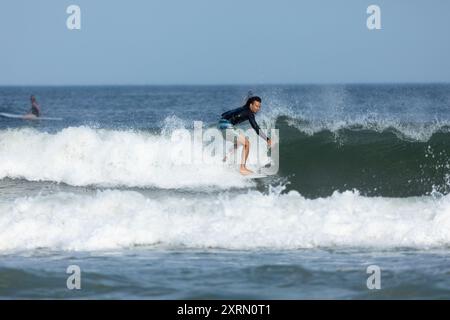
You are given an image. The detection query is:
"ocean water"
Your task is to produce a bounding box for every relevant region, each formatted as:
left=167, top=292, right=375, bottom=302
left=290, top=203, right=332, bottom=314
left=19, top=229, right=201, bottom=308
left=1, top=84, right=450, bottom=299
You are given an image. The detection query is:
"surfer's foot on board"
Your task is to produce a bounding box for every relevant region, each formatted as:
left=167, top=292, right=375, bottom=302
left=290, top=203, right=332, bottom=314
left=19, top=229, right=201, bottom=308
left=239, top=166, right=253, bottom=175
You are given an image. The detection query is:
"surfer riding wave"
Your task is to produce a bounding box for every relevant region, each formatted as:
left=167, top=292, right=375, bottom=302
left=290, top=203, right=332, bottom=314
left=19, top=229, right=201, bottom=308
left=218, top=95, right=271, bottom=175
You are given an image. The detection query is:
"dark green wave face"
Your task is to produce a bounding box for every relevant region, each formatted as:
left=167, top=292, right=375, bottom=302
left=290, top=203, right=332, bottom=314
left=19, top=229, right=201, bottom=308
left=277, top=118, right=450, bottom=198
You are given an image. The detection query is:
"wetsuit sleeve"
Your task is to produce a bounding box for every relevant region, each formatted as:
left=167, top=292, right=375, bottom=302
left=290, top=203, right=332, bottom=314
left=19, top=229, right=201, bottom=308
left=249, top=113, right=268, bottom=141
left=221, top=110, right=230, bottom=119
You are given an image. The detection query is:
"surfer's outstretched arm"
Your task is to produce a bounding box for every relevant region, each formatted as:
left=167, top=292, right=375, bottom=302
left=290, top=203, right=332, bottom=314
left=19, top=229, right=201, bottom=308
left=248, top=113, right=271, bottom=146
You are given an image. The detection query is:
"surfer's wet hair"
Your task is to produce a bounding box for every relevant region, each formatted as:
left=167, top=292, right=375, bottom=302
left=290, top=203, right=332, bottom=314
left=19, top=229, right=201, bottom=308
left=244, top=96, right=261, bottom=108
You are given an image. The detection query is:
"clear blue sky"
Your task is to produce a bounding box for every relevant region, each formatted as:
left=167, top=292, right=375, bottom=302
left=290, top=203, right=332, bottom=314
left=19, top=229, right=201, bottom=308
left=1, top=0, right=449, bottom=85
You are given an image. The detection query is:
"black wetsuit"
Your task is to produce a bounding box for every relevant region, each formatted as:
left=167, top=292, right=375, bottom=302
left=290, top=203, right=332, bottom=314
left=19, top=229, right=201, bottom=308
left=31, top=104, right=40, bottom=117
left=221, top=106, right=268, bottom=141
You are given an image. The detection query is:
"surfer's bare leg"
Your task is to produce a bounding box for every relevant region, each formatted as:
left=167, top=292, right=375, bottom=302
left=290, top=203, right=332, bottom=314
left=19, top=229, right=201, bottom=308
left=237, top=134, right=253, bottom=175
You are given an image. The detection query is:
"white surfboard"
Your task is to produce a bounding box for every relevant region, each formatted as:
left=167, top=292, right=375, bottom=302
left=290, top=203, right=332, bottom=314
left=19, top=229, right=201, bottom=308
left=0, top=112, right=62, bottom=121
left=243, top=173, right=268, bottom=179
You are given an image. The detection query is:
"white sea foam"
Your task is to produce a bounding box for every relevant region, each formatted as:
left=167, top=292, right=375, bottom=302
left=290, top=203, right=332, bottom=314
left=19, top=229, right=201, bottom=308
left=0, top=188, right=449, bottom=252
left=0, top=127, right=266, bottom=189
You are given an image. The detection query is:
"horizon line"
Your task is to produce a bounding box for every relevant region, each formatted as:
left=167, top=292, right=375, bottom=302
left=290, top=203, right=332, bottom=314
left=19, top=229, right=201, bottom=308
left=0, top=81, right=449, bottom=87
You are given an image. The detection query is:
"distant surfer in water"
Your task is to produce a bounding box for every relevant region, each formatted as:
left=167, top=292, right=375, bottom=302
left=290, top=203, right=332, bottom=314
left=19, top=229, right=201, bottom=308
left=26, top=95, right=40, bottom=118
left=218, top=95, right=271, bottom=175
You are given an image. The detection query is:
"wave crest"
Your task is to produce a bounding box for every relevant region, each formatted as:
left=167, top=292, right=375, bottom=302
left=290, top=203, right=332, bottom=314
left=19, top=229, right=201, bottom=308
left=0, top=126, right=255, bottom=189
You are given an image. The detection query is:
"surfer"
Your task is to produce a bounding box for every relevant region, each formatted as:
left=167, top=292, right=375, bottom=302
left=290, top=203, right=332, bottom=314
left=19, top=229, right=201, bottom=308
left=27, top=95, right=40, bottom=118
left=0, top=95, right=62, bottom=120
left=218, top=95, right=271, bottom=175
